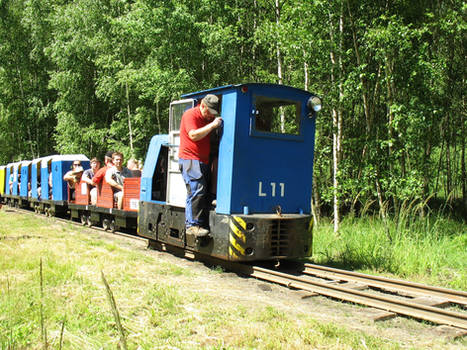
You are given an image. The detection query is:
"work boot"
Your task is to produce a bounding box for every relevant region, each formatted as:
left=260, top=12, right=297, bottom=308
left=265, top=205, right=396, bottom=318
left=186, top=226, right=210, bottom=237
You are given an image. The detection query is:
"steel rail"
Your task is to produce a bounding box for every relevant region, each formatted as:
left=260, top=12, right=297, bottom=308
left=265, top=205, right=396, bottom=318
left=303, top=263, right=467, bottom=306
left=247, top=266, right=467, bottom=330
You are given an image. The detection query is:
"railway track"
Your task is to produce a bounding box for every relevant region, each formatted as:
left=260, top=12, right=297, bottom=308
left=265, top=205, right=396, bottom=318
left=236, top=264, right=467, bottom=331
left=5, top=206, right=467, bottom=332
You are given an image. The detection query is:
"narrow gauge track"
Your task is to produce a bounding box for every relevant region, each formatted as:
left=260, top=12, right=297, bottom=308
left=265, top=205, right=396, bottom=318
left=239, top=265, right=467, bottom=331
left=5, top=207, right=467, bottom=331
left=302, top=264, right=467, bottom=306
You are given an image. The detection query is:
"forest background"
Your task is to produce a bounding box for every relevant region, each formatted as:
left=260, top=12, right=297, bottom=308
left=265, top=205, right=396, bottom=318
left=0, top=0, right=466, bottom=227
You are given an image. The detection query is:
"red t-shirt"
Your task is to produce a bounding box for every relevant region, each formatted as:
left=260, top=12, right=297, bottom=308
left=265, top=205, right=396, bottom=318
left=179, top=106, right=211, bottom=164
left=92, top=165, right=108, bottom=185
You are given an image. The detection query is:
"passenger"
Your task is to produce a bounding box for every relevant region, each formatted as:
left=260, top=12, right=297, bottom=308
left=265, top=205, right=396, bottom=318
left=63, top=161, right=84, bottom=200
left=178, top=94, right=222, bottom=237
left=127, top=158, right=141, bottom=177
left=82, top=157, right=101, bottom=205
left=8, top=172, right=13, bottom=193
left=27, top=170, right=31, bottom=197
left=48, top=163, right=53, bottom=199
left=105, top=152, right=133, bottom=209
left=92, top=151, right=114, bottom=186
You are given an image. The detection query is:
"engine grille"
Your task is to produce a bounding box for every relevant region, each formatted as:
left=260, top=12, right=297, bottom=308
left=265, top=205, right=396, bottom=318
left=270, top=219, right=290, bottom=256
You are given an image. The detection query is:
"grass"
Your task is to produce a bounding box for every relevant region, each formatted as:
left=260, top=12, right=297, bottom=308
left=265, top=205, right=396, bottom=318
left=0, top=210, right=411, bottom=349
left=312, top=211, right=467, bottom=290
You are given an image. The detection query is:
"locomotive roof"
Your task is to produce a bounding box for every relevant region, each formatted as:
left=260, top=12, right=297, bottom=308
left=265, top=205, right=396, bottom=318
left=181, top=83, right=312, bottom=100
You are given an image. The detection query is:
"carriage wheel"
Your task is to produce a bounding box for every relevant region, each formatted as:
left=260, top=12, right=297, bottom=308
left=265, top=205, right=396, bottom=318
left=102, top=219, right=110, bottom=231
left=109, top=220, right=116, bottom=233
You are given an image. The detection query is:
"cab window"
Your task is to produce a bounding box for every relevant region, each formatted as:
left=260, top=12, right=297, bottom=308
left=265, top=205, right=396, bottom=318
left=253, top=96, right=301, bottom=135
left=169, top=100, right=194, bottom=132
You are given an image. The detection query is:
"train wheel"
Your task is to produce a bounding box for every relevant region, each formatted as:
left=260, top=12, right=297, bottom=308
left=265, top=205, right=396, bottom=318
left=102, top=219, right=110, bottom=231
left=86, top=216, right=92, bottom=227
left=109, top=220, right=116, bottom=233
left=80, top=214, right=87, bottom=225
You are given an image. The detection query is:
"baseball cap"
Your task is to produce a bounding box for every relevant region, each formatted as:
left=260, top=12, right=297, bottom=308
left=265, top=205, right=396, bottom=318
left=202, top=94, right=219, bottom=116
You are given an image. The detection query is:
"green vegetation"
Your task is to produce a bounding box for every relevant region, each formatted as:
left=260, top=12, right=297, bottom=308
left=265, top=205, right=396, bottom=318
left=312, top=212, right=467, bottom=290
left=0, top=210, right=416, bottom=349
left=0, top=0, right=465, bottom=217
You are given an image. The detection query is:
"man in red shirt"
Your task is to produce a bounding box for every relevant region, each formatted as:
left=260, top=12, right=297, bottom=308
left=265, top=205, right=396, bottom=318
left=179, top=94, right=222, bottom=237
left=92, top=151, right=114, bottom=186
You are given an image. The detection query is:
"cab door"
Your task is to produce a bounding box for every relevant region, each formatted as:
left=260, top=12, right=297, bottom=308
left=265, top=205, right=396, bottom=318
left=166, top=99, right=194, bottom=207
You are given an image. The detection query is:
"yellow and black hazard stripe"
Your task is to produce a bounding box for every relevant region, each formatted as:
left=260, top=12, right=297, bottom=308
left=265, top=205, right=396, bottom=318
left=229, top=216, right=248, bottom=259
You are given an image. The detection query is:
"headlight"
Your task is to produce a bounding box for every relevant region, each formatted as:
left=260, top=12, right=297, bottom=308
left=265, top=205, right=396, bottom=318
left=307, top=96, right=322, bottom=114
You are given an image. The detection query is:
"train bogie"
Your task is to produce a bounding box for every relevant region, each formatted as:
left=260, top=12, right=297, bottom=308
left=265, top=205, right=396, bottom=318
left=139, top=199, right=311, bottom=260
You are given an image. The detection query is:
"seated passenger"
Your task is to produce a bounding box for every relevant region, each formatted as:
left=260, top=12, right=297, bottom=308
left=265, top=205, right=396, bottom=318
left=127, top=158, right=141, bottom=177
left=48, top=164, right=53, bottom=199
left=9, top=173, right=13, bottom=193
left=17, top=173, right=21, bottom=193
left=105, top=152, right=133, bottom=209
left=92, top=151, right=114, bottom=186
left=63, top=161, right=84, bottom=200
left=82, top=157, right=101, bottom=205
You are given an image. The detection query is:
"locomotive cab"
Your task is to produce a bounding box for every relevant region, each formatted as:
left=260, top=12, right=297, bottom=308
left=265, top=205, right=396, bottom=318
left=139, top=83, right=319, bottom=261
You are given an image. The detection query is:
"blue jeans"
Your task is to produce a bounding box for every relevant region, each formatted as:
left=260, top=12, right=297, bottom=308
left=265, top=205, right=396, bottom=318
left=179, top=159, right=210, bottom=228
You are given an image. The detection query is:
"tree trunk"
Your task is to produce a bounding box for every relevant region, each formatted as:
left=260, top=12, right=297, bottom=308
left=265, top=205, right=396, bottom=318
left=303, top=49, right=309, bottom=91
left=274, top=0, right=285, bottom=132
left=125, top=79, right=134, bottom=153
left=347, top=1, right=371, bottom=135
left=384, top=55, right=398, bottom=214
left=462, top=76, right=466, bottom=210
left=328, top=5, right=343, bottom=233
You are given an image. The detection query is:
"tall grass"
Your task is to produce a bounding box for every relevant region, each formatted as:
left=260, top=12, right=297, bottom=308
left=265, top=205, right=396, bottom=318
left=312, top=206, right=467, bottom=290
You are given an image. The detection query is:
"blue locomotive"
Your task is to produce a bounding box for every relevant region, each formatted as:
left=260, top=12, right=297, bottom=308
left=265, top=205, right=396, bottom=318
left=0, top=83, right=321, bottom=261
